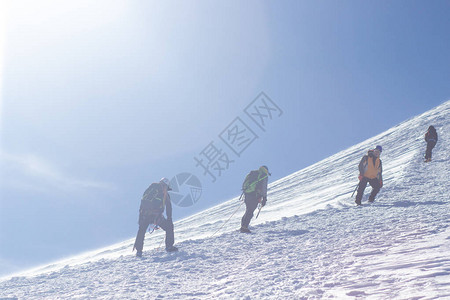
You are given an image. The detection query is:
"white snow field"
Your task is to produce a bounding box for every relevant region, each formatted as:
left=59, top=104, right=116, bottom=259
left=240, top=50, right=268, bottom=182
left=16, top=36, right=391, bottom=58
left=1, top=101, right=449, bottom=299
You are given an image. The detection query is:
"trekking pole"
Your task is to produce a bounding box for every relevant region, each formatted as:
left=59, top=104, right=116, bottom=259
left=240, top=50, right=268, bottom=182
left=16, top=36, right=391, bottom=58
left=351, top=181, right=360, bottom=198
left=255, top=204, right=262, bottom=219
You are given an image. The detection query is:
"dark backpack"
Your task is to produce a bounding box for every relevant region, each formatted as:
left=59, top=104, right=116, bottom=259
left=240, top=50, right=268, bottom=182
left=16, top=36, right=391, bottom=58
left=140, top=183, right=165, bottom=214
left=426, top=126, right=438, bottom=142
left=242, top=170, right=260, bottom=193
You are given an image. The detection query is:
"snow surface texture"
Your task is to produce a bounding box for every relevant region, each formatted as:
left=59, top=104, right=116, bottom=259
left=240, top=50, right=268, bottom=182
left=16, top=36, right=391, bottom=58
left=1, top=101, right=449, bottom=299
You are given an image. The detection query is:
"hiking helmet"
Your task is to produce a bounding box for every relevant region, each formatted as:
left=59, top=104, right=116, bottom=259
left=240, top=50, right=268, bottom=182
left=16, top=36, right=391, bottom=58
left=259, top=165, right=271, bottom=176
left=160, top=177, right=170, bottom=188
left=375, top=145, right=382, bottom=152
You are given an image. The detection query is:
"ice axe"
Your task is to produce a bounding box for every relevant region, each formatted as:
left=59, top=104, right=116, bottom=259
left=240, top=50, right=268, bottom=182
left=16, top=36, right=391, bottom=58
left=351, top=181, right=360, bottom=198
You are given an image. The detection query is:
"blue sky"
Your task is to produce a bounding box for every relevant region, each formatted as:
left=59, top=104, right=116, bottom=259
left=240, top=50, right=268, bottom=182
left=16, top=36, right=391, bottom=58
left=1, top=0, right=449, bottom=275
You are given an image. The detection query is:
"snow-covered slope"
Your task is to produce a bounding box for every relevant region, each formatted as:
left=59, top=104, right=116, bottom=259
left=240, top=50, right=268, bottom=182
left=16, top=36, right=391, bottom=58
left=1, top=101, right=449, bottom=299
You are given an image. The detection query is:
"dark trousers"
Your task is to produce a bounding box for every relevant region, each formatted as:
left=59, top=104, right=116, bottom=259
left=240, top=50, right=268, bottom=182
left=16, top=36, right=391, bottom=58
left=425, top=140, right=436, bottom=160
left=134, top=214, right=174, bottom=253
left=241, top=192, right=260, bottom=228
left=355, top=177, right=380, bottom=204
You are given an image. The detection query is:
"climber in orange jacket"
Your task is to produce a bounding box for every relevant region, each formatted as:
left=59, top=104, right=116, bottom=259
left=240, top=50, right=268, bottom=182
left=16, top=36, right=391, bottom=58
left=355, top=145, right=383, bottom=205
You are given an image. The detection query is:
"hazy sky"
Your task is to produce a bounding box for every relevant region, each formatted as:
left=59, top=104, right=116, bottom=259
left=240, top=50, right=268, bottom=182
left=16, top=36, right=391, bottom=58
left=1, top=0, right=449, bottom=275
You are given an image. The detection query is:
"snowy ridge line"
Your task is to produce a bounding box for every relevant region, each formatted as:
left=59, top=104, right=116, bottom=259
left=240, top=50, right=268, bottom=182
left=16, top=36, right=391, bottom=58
left=0, top=100, right=449, bottom=299
left=1, top=100, right=448, bottom=281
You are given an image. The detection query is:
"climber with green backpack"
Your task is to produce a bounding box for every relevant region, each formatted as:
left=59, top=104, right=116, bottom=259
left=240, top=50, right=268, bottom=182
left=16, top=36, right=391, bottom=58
left=240, top=166, right=271, bottom=233
left=133, top=177, right=178, bottom=257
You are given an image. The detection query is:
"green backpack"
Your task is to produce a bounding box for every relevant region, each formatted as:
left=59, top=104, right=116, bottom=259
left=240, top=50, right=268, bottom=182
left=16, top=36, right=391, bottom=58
left=242, top=170, right=263, bottom=193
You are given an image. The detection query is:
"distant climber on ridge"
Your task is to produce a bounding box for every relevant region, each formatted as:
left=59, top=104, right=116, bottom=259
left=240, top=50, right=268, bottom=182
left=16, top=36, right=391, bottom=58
left=424, top=125, right=438, bottom=162
left=133, top=177, right=178, bottom=257
left=240, top=166, right=270, bottom=233
left=355, top=146, right=383, bottom=205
